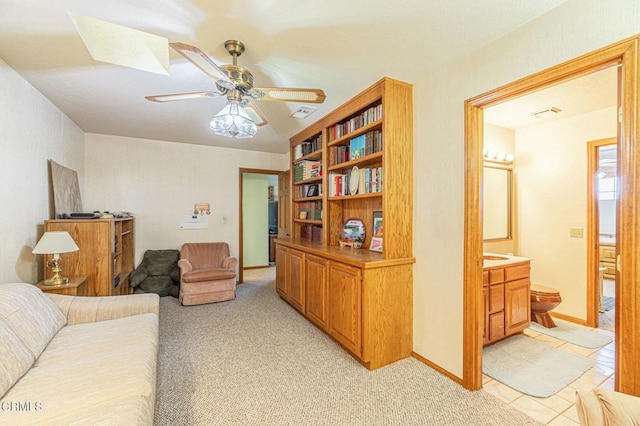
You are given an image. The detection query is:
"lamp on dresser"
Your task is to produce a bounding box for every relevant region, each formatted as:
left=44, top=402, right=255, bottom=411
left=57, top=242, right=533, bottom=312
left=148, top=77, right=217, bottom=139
left=32, top=231, right=79, bottom=286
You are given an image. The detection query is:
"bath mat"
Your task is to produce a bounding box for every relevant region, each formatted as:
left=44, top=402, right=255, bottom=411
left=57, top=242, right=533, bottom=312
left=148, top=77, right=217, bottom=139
left=602, top=296, right=615, bottom=312
left=529, top=319, right=612, bottom=349
left=483, top=335, right=594, bottom=398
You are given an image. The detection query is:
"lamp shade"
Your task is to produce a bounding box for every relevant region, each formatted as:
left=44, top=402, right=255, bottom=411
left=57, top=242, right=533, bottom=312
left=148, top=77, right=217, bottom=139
left=32, top=232, right=79, bottom=254
left=210, top=101, right=257, bottom=138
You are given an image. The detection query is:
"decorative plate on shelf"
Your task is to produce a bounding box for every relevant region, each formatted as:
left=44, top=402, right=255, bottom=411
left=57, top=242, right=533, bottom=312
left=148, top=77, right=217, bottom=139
left=349, top=166, right=360, bottom=195
left=341, top=218, right=365, bottom=245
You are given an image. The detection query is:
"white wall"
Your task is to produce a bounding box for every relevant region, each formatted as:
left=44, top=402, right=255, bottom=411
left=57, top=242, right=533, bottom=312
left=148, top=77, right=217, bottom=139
left=243, top=173, right=269, bottom=267
left=413, top=0, right=640, bottom=378
left=83, top=134, right=287, bottom=265
left=515, top=107, right=616, bottom=320
left=0, top=58, right=84, bottom=284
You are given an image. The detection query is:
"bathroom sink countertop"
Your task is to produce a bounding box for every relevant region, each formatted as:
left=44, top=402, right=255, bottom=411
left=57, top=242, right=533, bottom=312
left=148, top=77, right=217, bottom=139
left=483, top=253, right=532, bottom=269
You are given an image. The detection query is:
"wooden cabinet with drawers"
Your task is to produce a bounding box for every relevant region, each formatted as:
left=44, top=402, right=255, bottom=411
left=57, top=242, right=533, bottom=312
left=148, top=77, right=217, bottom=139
left=599, top=242, right=616, bottom=280
left=483, top=261, right=531, bottom=346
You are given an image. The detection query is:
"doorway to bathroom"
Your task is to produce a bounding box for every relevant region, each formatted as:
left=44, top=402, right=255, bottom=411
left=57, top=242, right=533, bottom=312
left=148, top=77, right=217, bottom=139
left=587, top=139, right=617, bottom=332
left=463, top=36, right=640, bottom=394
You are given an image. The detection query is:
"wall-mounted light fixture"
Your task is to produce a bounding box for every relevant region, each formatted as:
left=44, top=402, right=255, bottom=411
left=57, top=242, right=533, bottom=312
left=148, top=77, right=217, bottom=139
left=483, top=148, right=514, bottom=164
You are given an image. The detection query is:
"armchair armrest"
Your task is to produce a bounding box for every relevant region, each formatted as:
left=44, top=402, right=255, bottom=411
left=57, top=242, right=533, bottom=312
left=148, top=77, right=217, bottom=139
left=47, top=293, right=159, bottom=325
left=178, top=258, right=193, bottom=275
left=223, top=256, right=238, bottom=271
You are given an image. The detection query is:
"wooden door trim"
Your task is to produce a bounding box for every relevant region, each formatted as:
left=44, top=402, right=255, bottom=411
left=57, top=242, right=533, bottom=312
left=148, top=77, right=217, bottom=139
left=238, top=167, right=282, bottom=284
left=464, top=35, right=640, bottom=394
left=586, top=138, right=617, bottom=327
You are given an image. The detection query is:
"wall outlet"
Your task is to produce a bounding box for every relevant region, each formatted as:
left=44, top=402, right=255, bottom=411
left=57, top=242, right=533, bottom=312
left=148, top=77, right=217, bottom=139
left=570, top=227, right=584, bottom=238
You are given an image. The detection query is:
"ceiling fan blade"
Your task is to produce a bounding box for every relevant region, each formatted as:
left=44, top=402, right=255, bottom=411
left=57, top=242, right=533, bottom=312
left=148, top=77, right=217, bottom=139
left=243, top=100, right=268, bottom=126
left=145, top=91, right=221, bottom=102
left=169, top=42, right=234, bottom=87
left=250, top=87, right=326, bottom=104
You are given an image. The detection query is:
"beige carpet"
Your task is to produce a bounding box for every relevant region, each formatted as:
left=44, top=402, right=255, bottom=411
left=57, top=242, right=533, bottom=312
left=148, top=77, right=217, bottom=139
left=154, top=268, right=541, bottom=425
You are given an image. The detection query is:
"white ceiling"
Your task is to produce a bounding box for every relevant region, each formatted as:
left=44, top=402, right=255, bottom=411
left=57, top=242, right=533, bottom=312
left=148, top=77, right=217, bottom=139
left=0, top=0, right=569, bottom=153
left=484, top=65, right=618, bottom=130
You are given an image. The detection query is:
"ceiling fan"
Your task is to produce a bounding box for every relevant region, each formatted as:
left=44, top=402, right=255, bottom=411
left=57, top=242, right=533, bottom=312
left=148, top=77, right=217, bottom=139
left=146, top=40, right=327, bottom=138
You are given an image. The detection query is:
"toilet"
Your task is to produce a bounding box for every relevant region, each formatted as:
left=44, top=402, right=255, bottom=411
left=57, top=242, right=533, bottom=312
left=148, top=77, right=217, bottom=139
left=530, top=283, right=562, bottom=328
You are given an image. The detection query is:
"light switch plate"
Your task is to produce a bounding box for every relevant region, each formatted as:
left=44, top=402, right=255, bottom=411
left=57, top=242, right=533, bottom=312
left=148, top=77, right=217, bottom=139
left=570, top=227, right=584, bottom=238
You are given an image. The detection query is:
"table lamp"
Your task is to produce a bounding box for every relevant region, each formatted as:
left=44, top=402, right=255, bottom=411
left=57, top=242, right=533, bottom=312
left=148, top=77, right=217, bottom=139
left=32, top=231, right=79, bottom=286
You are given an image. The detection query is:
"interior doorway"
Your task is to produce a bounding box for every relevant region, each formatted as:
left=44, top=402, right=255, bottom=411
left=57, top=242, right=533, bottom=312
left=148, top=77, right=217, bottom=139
left=463, top=36, right=640, bottom=395
left=238, top=168, right=282, bottom=284
left=587, top=138, right=617, bottom=331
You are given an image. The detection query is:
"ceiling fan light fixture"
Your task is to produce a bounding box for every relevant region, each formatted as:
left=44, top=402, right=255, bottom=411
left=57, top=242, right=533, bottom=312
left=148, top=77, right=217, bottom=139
left=210, top=102, right=257, bottom=138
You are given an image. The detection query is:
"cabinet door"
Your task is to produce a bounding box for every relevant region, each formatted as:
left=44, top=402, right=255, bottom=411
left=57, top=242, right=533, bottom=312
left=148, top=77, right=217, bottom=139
left=505, top=278, right=530, bottom=335
left=489, top=311, right=505, bottom=341
left=288, top=249, right=306, bottom=313
left=275, top=246, right=288, bottom=298
left=305, top=255, right=329, bottom=331
left=328, top=262, right=362, bottom=356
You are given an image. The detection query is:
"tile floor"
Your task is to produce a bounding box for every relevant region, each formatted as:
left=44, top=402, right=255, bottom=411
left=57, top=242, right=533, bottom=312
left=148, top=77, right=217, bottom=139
left=483, top=325, right=615, bottom=425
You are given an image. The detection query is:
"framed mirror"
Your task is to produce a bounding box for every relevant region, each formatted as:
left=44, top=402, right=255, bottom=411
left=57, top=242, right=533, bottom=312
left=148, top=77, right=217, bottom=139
left=483, top=165, right=513, bottom=241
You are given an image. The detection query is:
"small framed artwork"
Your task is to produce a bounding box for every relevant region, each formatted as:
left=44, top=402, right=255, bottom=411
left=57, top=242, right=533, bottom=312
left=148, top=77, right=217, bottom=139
left=306, top=185, right=319, bottom=197
left=370, top=211, right=383, bottom=252
left=299, top=211, right=308, bottom=220
left=369, top=237, right=383, bottom=252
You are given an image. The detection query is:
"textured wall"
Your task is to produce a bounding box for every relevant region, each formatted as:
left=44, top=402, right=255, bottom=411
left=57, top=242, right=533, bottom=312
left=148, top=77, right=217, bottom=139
left=0, top=58, right=84, bottom=284
left=83, top=133, right=286, bottom=265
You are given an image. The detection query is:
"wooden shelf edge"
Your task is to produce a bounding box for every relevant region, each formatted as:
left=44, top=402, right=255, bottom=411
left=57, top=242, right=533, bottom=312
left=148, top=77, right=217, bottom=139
left=293, top=196, right=323, bottom=202
left=327, top=151, right=383, bottom=171
left=328, top=192, right=382, bottom=201
left=292, top=176, right=322, bottom=185
left=293, top=149, right=323, bottom=162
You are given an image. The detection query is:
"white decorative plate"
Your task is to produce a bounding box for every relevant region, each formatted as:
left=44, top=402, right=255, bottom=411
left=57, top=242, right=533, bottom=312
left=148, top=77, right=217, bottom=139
left=349, top=166, right=360, bottom=195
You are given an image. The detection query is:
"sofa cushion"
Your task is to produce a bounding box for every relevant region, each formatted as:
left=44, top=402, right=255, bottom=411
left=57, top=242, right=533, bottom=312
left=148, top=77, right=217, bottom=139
left=0, top=283, right=66, bottom=358
left=36, top=313, right=158, bottom=366
left=182, top=267, right=236, bottom=282
left=0, top=320, right=35, bottom=397
left=0, top=313, right=157, bottom=425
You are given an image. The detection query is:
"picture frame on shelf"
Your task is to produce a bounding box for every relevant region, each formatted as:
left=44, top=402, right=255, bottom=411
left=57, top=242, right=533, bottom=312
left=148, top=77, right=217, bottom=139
left=299, top=211, right=308, bottom=220
left=306, top=184, right=319, bottom=197
left=370, top=211, right=383, bottom=252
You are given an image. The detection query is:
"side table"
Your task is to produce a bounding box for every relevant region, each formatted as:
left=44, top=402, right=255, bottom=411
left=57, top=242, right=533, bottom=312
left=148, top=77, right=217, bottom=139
left=36, top=276, right=89, bottom=296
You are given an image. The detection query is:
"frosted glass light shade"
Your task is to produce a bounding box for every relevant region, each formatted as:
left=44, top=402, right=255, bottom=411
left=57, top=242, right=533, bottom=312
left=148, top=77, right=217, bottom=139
left=33, top=232, right=79, bottom=255
left=210, top=102, right=257, bottom=138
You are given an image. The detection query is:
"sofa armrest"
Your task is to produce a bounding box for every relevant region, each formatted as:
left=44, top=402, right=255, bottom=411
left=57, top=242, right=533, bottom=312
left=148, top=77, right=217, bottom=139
left=575, top=390, right=604, bottom=425
left=47, top=293, right=160, bottom=325
left=178, top=259, right=193, bottom=275
left=576, top=388, right=640, bottom=425
left=222, top=256, right=238, bottom=271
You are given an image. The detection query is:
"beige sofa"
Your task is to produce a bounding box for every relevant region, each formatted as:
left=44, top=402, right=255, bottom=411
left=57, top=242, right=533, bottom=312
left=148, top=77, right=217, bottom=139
left=0, top=283, right=159, bottom=425
left=575, top=388, right=640, bottom=425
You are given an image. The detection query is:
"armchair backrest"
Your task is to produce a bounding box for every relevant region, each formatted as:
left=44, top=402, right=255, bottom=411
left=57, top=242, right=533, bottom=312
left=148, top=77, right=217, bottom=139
left=181, top=243, right=231, bottom=270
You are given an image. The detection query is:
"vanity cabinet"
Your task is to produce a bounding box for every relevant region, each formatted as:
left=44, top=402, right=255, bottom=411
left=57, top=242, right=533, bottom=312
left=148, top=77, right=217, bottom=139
left=599, top=242, right=616, bottom=280
left=483, top=260, right=531, bottom=346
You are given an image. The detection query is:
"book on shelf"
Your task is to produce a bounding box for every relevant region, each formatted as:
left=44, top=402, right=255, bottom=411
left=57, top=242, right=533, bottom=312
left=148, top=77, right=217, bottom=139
left=329, top=167, right=382, bottom=196
left=349, top=135, right=366, bottom=160
left=297, top=201, right=322, bottom=220
left=300, top=225, right=322, bottom=243
left=293, top=134, right=323, bottom=160
left=328, top=104, right=383, bottom=140
left=293, top=160, right=321, bottom=182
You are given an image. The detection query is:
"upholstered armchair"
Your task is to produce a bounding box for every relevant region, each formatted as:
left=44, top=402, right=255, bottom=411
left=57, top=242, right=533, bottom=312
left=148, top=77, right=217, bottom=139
left=178, top=242, right=238, bottom=306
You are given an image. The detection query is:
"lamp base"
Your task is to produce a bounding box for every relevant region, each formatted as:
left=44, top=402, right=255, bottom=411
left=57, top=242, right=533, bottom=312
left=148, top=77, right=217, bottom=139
left=43, top=273, right=67, bottom=286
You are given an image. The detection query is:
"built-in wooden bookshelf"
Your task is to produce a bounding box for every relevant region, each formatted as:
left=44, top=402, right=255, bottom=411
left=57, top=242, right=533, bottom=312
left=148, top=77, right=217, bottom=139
left=276, top=77, right=414, bottom=370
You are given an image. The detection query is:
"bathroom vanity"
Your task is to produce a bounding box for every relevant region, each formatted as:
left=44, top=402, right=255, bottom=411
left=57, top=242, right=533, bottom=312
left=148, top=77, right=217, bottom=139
left=483, top=254, right=531, bottom=346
